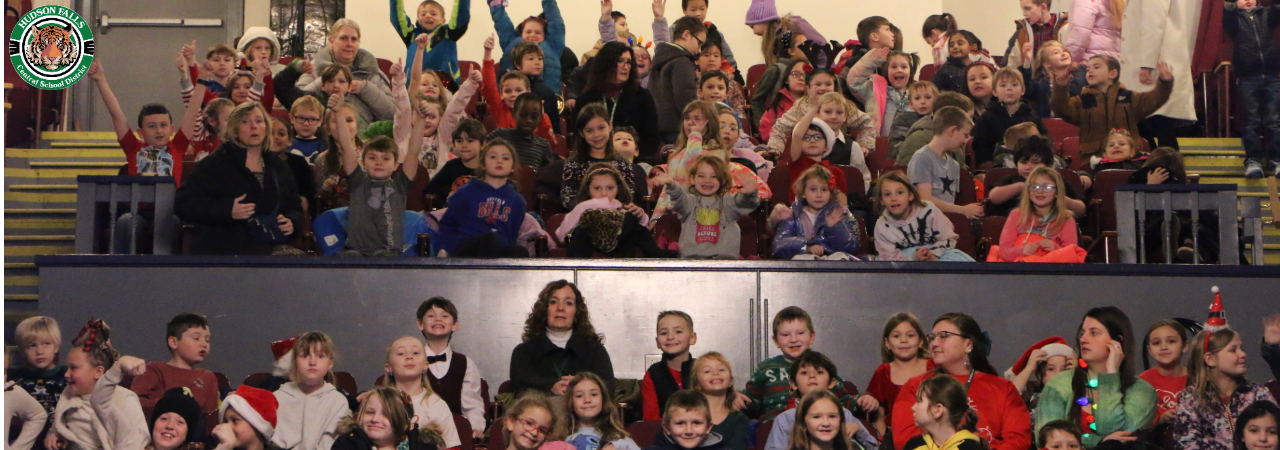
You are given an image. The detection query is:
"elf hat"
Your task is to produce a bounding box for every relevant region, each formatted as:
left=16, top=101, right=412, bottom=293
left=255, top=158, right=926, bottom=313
left=152, top=387, right=202, bottom=443
left=220, top=385, right=278, bottom=441
left=1004, top=336, right=1075, bottom=379
left=744, top=0, right=779, bottom=26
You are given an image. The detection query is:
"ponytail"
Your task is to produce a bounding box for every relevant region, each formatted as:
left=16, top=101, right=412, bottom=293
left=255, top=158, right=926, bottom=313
left=961, top=409, right=980, bottom=434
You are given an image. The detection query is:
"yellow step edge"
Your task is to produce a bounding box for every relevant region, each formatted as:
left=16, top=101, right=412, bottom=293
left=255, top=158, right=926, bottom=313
left=6, top=148, right=124, bottom=158
left=49, top=142, right=122, bottom=148
left=6, top=168, right=119, bottom=178
left=4, top=235, right=74, bottom=241
left=1200, top=177, right=1270, bottom=186
left=4, top=209, right=76, bottom=214
left=4, top=276, right=38, bottom=287
left=1, top=246, right=73, bottom=256
left=7, top=184, right=77, bottom=191
left=1181, top=150, right=1246, bottom=156
left=41, top=131, right=117, bottom=141
left=4, top=263, right=37, bottom=269
left=1245, top=243, right=1280, bottom=250
left=28, top=161, right=124, bottom=168
left=5, top=294, right=38, bottom=301
left=4, top=218, right=76, bottom=229
left=1184, top=159, right=1249, bottom=167
left=1180, top=138, right=1243, bottom=146
left=4, top=192, right=77, bottom=203
left=1190, top=170, right=1246, bottom=176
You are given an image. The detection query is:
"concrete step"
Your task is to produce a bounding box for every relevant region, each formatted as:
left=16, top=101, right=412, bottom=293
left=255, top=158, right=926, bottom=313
left=6, top=148, right=123, bottom=158
left=6, top=184, right=77, bottom=191
left=4, top=235, right=75, bottom=242
left=41, top=131, right=117, bottom=141
left=1182, top=149, right=1246, bottom=157
left=49, top=142, right=120, bottom=148
left=6, top=167, right=120, bottom=180
left=27, top=161, right=124, bottom=169
left=4, top=191, right=76, bottom=204
left=4, top=208, right=76, bottom=215
left=4, top=263, right=36, bottom=269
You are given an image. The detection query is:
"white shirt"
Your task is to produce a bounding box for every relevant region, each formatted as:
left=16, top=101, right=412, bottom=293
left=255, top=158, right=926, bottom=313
left=411, top=390, right=462, bottom=448
left=6, top=382, right=47, bottom=450
left=425, top=345, right=487, bottom=433
left=547, top=329, right=572, bottom=348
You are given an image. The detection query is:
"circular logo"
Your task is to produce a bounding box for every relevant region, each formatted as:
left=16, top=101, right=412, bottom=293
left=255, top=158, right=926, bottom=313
left=8, top=5, right=95, bottom=90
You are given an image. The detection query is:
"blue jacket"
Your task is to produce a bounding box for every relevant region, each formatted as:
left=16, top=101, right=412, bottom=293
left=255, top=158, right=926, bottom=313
left=437, top=177, right=527, bottom=255
left=390, top=0, right=471, bottom=82
left=771, top=200, right=862, bottom=259
left=491, top=0, right=565, bottom=91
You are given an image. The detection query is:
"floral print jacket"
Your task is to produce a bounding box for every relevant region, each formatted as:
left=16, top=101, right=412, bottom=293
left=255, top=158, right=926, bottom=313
left=1173, top=382, right=1277, bottom=450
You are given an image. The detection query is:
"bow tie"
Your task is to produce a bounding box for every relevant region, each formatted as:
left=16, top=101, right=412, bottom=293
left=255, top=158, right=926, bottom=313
left=426, top=354, right=447, bottom=364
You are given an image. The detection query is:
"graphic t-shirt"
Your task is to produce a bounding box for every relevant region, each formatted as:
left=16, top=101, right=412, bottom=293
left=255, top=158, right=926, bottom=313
left=1139, top=368, right=1186, bottom=424
left=120, top=130, right=189, bottom=184
left=907, top=145, right=960, bottom=204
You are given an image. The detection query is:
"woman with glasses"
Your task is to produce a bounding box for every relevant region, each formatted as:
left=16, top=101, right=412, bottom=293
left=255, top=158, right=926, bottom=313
left=576, top=42, right=662, bottom=163
left=891, top=313, right=1033, bottom=450
left=508, top=280, right=617, bottom=398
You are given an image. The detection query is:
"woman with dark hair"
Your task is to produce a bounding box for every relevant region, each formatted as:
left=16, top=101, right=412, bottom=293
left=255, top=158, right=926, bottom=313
left=1036, top=307, right=1156, bottom=449
left=577, top=42, right=661, bottom=162
left=892, top=313, right=1032, bottom=450
left=508, top=280, right=617, bottom=397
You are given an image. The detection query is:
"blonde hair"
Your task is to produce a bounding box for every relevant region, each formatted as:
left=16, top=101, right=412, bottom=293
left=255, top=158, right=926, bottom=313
left=330, top=18, right=361, bottom=38
left=1186, top=329, right=1243, bottom=413
left=1016, top=167, right=1072, bottom=235
left=290, top=331, right=337, bottom=384
left=786, top=391, right=855, bottom=450
left=14, top=316, right=61, bottom=366
left=339, top=387, right=444, bottom=447
left=1034, top=41, right=1068, bottom=79
left=379, top=336, right=437, bottom=404
left=690, top=352, right=736, bottom=411
left=793, top=164, right=840, bottom=202
left=290, top=95, right=324, bottom=116
left=815, top=92, right=856, bottom=126
left=657, top=311, right=694, bottom=334
left=1106, top=129, right=1138, bottom=158
left=223, top=102, right=274, bottom=153
left=686, top=154, right=733, bottom=197
left=675, top=100, right=723, bottom=153
left=993, top=66, right=1025, bottom=87
left=418, top=70, right=453, bottom=106
left=908, top=80, right=939, bottom=98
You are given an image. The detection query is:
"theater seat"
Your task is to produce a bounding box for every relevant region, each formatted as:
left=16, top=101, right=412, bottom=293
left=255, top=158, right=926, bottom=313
left=945, top=212, right=978, bottom=259
left=626, top=421, right=664, bottom=448
left=242, top=372, right=274, bottom=389
left=919, top=64, right=938, bottom=82
left=867, top=137, right=896, bottom=178
left=334, top=372, right=358, bottom=397
left=978, top=216, right=1008, bottom=260
left=454, top=414, right=475, bottom=450
left=1042, top=118, right=1079, bottom=144
left=755, top=420, right=773, bottom=450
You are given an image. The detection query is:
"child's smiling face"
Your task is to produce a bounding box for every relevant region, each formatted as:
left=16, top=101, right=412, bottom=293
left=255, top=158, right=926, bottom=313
left=773, top=319, right=815, bottom=360
left=271, top=119, right=292, bottom=151
left=362, top=150, right=399, bottom=179
left=683, top=0, right=708, bottom=22
left=418, top=306, right=459, bottom=339
left=502, top=79, right=529, bottom=110
left=947, top=35, right=969, bottom=59
left=806, top=73, right=836, bottom=99
left=1104, top=134, right=1135, bottom=160
left=1147, top=325, right=1186, bottom=368
left=521, top=21, right=546, bottom=44
left=886, top=55, right=912, bottom=90
left=418, top=2, right=444, bottom=30
left=656, top=314, right=696, bottom=356
left=571, top=378, right=604, bottom=421
left=230, top=75, right=255, bottom=105
left=420, top=73, right=443, bottom=101
left=692, top=162, right=721, bottom=196
left=65, top=348, right=104, bottom=396
left=140, top=113, right=175, bottom=149
left=666, top=408, right=712, bottom=449
left=698, top=77, right=727, bottom=103
left=582, top=117, right=612, bottom=152
left=1242, top=413, right=1278, bottom=450
left=1028, top=174, right=1057, bottom=209
left=695, top=358, right=732, bottom=392
left=803, top=398, right=843, bottom=444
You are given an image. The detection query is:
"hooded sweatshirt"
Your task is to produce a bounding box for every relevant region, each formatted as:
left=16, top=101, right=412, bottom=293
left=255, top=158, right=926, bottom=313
left=901, top=429, right=985, bottom=450
left=271, top=381, right=351, bottom=450
left=491, top=0, right=566, bottom=90
left=389, top=0, right=471, bottom=82
left=52, top=362, right=149, bottom=450
left=236, top=26, right=287, bottom=75
left=874, top=201, right=959, bottom=261
left=644, top=430, right=726, bottom=450
left=663, top=181, right=759, bottom=259
left=651, top=42, right=701, bottom=135
left=437, top=177, right=528, bottom=256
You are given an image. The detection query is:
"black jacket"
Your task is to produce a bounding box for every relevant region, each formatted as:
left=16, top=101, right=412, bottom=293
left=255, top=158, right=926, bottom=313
left=1263, top=340, right=1280, bottom=381
left=1224, top=2, right=1280, bottom=76
left=651, top=43, right=700, bottom=135
left=279, top=152, right=316, bottom=217
left=508, top=332, right=617, bottom=396
left=931, top=56, right=969, bottom=94
left=579, top=87, right=663, bottom=161
left=331, top=427, right=440, bottom=450
left=1020, top=64, right=1088, bottom=119
left=175, top=142, right=304, bottom=255
left=530, top=74, right=563, bottom=134
left=972, top=99, right=1048, bottom=166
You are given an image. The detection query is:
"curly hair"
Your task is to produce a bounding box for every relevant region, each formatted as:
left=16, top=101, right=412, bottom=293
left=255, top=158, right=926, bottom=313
left=521, top=280, right=602, bottom=343
left=584, top=42, right=639, bottom=97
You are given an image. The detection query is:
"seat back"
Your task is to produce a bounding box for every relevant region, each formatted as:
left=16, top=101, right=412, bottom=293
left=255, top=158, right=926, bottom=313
left=551, top=134, right=568, bottom=158
left=1042, top=118, right=1079, bottom=143
left=755, top=420, right=774, bottom=450
left=489, top=419, right=506, bottom=450
left=867, top=136, right=896, bottom=177
left=376, top=58, right=393, bottom=80
left=653, top=214, right=683, bottom=250
left=851, top=214, right=872, bottom=258
left=517, top=165, right=538, bottom=208
left=833, top=165, right=866, bottom=197
left=334, top=371, right=359, bottom=396
left=454, top=414, right=475, bottom=450
left=1092, top=169, right=1136, bottom=232
left=945, top=212, right=977, bottom=258
left=242, top=372, right=274, bottom=388
left=214, top=372, right=230, bottom=392
left=626, top=421, right=665, bottom=448
left=767, top=163, right=792, bottom=207
left=1057, top=168, right=1085, bottom=200
left=843, top=380, right=859, bottom=396
left=739, top=215, right=760, bottom=259
left=545, top=213, right=567, bottom=246
left=1061, top=136, right=1083, bottom=170
left=746, top=64, right=767, bottom=94
left=980, top=215, right=1008, bottom=260
left=957, top=168, right=977, bottom=205
left=919, top=64, right=938, bottom=82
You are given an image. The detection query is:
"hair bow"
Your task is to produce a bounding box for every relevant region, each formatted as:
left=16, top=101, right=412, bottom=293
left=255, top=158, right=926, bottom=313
left=74, top=318, right=107, bottom=351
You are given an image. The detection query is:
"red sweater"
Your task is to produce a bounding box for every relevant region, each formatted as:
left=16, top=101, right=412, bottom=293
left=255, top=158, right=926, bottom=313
left=130, top=361, right=220, bottom=414
left=641, top=367, right=684, bottom=421
left=865, top=360, right=935, bottom=427
left=892, top=371, right=1032, bottom=450
left=1138, top=368, right=1186, bottom=424
left=481, top=59, right=556, bottom=144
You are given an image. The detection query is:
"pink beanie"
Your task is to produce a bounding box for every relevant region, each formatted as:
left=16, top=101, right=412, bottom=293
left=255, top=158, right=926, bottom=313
left=744, top=0, right=779, bottom=25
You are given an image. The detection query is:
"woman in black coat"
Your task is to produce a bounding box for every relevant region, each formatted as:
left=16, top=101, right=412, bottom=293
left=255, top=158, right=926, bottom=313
left=175, top=102, right=304, bottom=255
left=577, top=42, right=662, bottom=164
left=509, top=280, right=617, bottom=397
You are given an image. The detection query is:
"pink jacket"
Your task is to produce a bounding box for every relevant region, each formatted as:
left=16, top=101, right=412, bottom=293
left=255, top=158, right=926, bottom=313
left=1066, top=0, right=1123, bottom=63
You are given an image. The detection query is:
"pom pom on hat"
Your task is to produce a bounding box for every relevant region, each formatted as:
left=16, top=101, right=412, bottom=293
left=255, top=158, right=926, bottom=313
left=1205, top=286, right=1227, bottom=332
left=744, top=0, right=779, bottom=26
left=220, top=385, right=278, bottom=441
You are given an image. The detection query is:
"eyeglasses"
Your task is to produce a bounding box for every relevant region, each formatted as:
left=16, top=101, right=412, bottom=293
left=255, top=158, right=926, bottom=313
left=1030, top=184, right=1058, bottom=192
left=694, top=34, right=706, bottom=48
left=617, top=58, right=633, bottom=66
left=294, top=116, right=321, bottom=125
left=801, top=134, right=825, bottom=142
left=789, top=71, right=806, bottom=79
left=517, top=417, right=550, bottom=436
left=925, top=331, right=966, bottom=342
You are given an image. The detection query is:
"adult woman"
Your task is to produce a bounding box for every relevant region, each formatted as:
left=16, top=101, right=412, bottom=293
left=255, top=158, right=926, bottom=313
left=577, top=42, right=661, bottom=162
left=175, top=102, right=304, bottom=255
left=1173, top=327, right=1277, bottom=450
left=294, top=18, right=395, bottom=129
left=1036, top=307, right=1156, bottom=449
left=892, top=313, right=1032, bottom=450
left=509, top=280, right=617, bottom=397
left=1119, top=0, right=1200, bottom=149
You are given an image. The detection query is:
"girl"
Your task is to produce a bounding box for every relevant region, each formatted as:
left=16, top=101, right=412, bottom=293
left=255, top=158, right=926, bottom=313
left=846, top=48, right=917, bottom=137
left=276, top=63, right=371, bottom=131
left=270, top=116, right=317, bottom=214
left=1235, top=401, right=1280, bottom=450
left=1022, top=41, right=1088, bottom=119
left=964, top=62, right=996, bottom=117
left=560, top=103, right=641, bottom=210
left=399, top=38, right=479, bottom=178
left=214, top=385, right=283, bottom=450
left=314, top=103, right=362, bottom=212
left=655, top=152, right=760, bottom=259
left=1066, top=0, right=1125, bottom=63
left=767, top=69, right=877, bottom=158
left=377, top=336, right=461, bottom=448
left=502, top=392, right=561, bottom=450
left=873, top=172, right=972, bottom=262
left=332, top=387, right=442, bottom=450
left=866, top=313, right=935, bottom=431
left=1036, top=307, right=1156, bottom=449
left=48, top=320, right=150, bottom=450
left=566, top=372, right=642, bottom=450
left=892, top=313, right=1031, bottom=450
left=1007, top=341, right=1075, bottom=419
left=192, top=98, right=235, bottom=161
left=436, top=140, right=528, bottom=257
left=902, top=375, right=985, bottom=450
left=759, top=59, right=810, bottom=143
left=931, top=31, right=976, bottom=94
left=771, top=164, right=862, bottom=260
left=1092, top=129, right=1147, bottom=172
left=272, top=331, right=351, bottom=450
left=691, top=353, right=750, bottom=450
left=786, top=390, right=856, bottom=450
left=921, top=14, right=958, bottom=67
left=991, top=167, right=1084, bottom=263
left=1139, top=319, right=1190, bottom=425
left=557, top=164, right=673, bottom=258
left=652, top=102, right=771, bottom=223
left=147, top=387, right=203, bottom=450
left=716, top=104, right=773, bottom=181
left=787, top=109, right=849, bottom=204
left=1174, top=328, right=1278, bottom=450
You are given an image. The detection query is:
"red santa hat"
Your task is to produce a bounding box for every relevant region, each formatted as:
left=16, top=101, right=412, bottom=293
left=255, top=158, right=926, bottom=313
left=1203, top=286, right=1228, bottom=353
left=1004, top=336, right=1075, bottom=379
left=219, top=385, right=278, bottom=441
left=271, top=336, right=297, bottom=377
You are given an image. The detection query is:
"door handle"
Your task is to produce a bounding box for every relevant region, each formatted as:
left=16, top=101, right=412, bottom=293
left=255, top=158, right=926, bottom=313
left=98, top=11, right=222, bottom=28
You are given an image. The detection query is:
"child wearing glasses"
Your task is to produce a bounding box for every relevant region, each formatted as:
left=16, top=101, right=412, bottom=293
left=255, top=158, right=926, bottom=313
left=991, top=167, right=1084, bottom=263
left=786, top=104, right=848, bottom=206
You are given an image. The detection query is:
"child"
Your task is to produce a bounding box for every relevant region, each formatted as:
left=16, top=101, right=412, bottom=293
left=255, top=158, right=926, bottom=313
left=333, top=81, right=425, bottom=256
left=783, top=390, right=860, bottom=450
left=1065, top=0, right=1123, bottom=63
left=191, top=97, right=235, bottom=161
left=921, top=14, right=958, bottom=66
left=812, top=92, right=873, bottom=189
left=931, top=30, right=976, bottom=94
left=964, top=61, right=996, bottom=117
left=566, top=372, right=642, bottom=450
left=88, top=61, right=202, bottom=182
left=486, top=91, right=555, bottom=170
left=647, top=390, right=725, bottom=450
left=271, top=331, right=351, bottom=450
left=906, top=106, right=983, bottom=219
left=841, top=16, right=897, bottom=73
left=698, top=59, right=748, bottom=122
left=684, top=0, right=736, bottom=71
left=490, top=0, right=566, bottom=91
left=424, top=119, right=487, bottom=201
left=1091, top=129, right=1148, bottom=172
left=314, top=103, right=361, bottom=211
left=237, top=26, right=286, bottom=75
left=690, top=353, right=750, bottom=450
left=147, top=387, right=203, bottom=450
left=715, top=104, right=773, bottom=181
left=987, top=135, right=1088, bottom=218
left=1235, top=401, right=1280, bottom=450
left=873, top=172, right=972, bottom=261
left=1002, top=0, right=1070, bottom=69
left=1225, top=0, right=1280, bottom=178
left=130, top=313, right=220, bottom=415
left=437, top=140, right=529, bottom=257
left=888, top=81, right=935, bottom=157
left=377, top=336, right=461, bottom=448
left=654, top=16, right=710, bottom=142
left=894, top=92, right=972, bottom=166
left=270, top=116, right=317, bottom=213
left=788, top=108, right=850, bottom=204
left=902, top=375, right=985, bottom=450
left=654, top=152, right=760, bottom=259
left=865, top=313, right=933, bottom=431
left=653, top=102, right=772, bottom=222
left=9, top=316, right=65, bottom=429
left=743, top=307, right=857, bottom=422
left=846, top=48, right=916, bottom=139
left=1051, top=56, right=1173, bottom=157
left=332, top=387, right=443, bottom=450
left=990, top=167, right=1084, bottom=263
left=389, top=0, right=471, bottom=82
left=399, top=36, right=480, bottom=177
left=1138, top=319, right=1189, bottom=425
left=502, top=392, right=560, bottom=450
left=1006, top=340, right=1076, bottom=418
left=213, top=385, right=281, bottom=450
left=762, top=352, right=878, bottom=450
left=1021, top=41, right=1088, bottom=119
left=189, top=43, right=237, bottom=97
left=1175, top=326, right=1278, bottom=450
left=771, top=164, right=862, bottom=260
left=560, top=104, right=641, bottom=210
left=1037, top=420, right=1083, bottom=450
left=643, top=311, right=699, bottom=421
left=613, top=127, right=642, bottom=167
left=766, top=69, right=876, bottom=159
left=989, top=122, right=1042, bottom=169
left=48, top=320, right=150, bottom=450
left=416, top=297, right=486, bottom=438
left=972, top=66, right=1048, bottom=166
left=558, top=164, right=672, bottom=258
left=275, top=61, right=365, bottom=129
left=5, top=351, right=47, bottom=450
left=510, top=41, right=561, bottom=134
left=759, top=59, right=810, bottom=143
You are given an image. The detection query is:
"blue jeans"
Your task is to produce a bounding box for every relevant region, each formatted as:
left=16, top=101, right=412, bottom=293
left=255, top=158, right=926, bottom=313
left=1240, top=74, right=1280, bottom=161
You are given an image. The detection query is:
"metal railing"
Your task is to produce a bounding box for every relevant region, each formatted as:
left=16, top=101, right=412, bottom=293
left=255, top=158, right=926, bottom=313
left=74, top=175, right=177, bottom=255
left=1116, top=184, right=1264, bottom=265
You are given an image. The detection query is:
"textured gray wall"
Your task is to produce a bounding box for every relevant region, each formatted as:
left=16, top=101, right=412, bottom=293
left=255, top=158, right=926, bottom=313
left=35, top=258, right=1280, bottom=395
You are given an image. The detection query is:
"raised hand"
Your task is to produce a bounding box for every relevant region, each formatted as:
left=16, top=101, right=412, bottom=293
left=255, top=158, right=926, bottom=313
left=1157, top=62, right=1173, bottom=81
left=1052, top=67, right=1072, bottom=87
left=484, top=34, right=496, bottom=52
left=467, top=68, right=482, bottom=85
left=117, top=355, right=146, bottom=376
left=825, top=207, right=845, bottom=227
left=251, top=58, right=270, bottom=80
left=181, top=40, right=197, bottom=65
left=652, top=0, right=666, bottom=19
left=87, top=61, right=105, bottom=81
left=733, top=169, right=757, bottom=194
left=391, top=58, right=406, bottom=86
left=602, top=0, right=613, bottom=19
left=1022, top=42, right=1034, bottom=63
left=231, top=194, right=256, bottom=220
left=327, top=92, right=346, bottom=111
left=415, top=33, right=431, bottom=46
left=1104, top=339, right=1125, bottom=374
left=299, top=60, right=315, bottom=75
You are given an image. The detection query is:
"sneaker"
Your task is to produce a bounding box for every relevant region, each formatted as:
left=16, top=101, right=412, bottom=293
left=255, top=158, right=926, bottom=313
left=1245, top=159, right=1264, bottom=179
left=1273, top=160, right=1280, bottom=178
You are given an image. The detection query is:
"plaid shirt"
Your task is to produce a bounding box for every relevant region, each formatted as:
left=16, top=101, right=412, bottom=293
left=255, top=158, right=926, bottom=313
left=1030, top=14, right=1062, bottom=55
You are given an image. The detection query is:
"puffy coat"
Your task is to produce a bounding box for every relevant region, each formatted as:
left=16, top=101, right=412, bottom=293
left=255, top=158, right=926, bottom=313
left=1223, top=3, right=1280, bottom=77
left=1066, top=0, right=1123, bottom=63
left=771, top=199, right=862, bottom=259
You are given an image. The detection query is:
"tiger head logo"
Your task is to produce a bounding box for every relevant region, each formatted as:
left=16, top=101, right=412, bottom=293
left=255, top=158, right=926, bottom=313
left=25, top=24, right=77, bottom=70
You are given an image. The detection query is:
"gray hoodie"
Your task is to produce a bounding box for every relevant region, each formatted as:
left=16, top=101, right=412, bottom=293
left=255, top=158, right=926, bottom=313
left=295, top=47, right=396, bottom=129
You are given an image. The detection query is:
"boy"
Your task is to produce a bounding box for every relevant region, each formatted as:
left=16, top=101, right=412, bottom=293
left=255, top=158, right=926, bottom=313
left=9, top=316, right=65, bottom=427
left=653, top=16, right=708, bottom=142
left=648, top=390, right=725, bottom=450
left=512, top=41, right=561, bottom=134
left=289, top=95, right=326, bottom=162
left=762, top=351, right=878, bottom=450
left=425, top=119, right=487, bottom=199
left=416, top=297, right=486, bottom=438
left=642, top=311, right=699, bottom=421
left=743, top=306, right=855, bottom=421
left=1050, top=55, right=1172, bottom=157
left=907, top=106, right=984, bottom=219
left=89, top=61, right=202, bottom=182
left=1224, top=0, right=1280, bottom=178
left=334, top=88, right=427, bottom=256
left=971, top=67, right=1047, bottom=166
left=131, top=313, right=220, bottom=414
left=841, top=16, right=896, bottom=72
left=697, top=47, right=749, bottom=119
left=390, top=0, right=471, bottom=82
left=487, top=93, right=554, bottom=170
left=1037, top=419, right=1084, bottom=450
left=481, top=34, right=556, bottom=144
left=490, top=0, right=566, bottom=91
left=888, top=81, right=938, bottom=155
left=986, top=135, right=1086, bottom=216
left=683, top=0, right=737, bottom=71
left=894, top=91, right=972, bottom=165
left=697, top=70, right=730, bottom=105
left=990, top=122, right=1043, bottom=168
left=1002, top=0, right=1070, bottom=68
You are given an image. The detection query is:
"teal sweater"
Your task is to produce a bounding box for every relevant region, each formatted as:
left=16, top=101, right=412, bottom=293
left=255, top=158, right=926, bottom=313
left=1035, top=369, right=1156, bottom=449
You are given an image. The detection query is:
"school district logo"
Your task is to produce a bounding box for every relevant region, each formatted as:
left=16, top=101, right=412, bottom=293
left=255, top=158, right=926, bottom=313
left=8, top=5, right=94, bottom=90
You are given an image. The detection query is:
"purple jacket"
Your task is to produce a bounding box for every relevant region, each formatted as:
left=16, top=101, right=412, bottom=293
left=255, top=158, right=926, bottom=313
left=771, top=199, right=862, bottom=259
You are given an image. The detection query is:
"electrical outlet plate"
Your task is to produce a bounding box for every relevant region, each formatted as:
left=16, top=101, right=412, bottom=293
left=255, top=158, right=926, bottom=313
left=645, top=353, right=662, bottom=368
